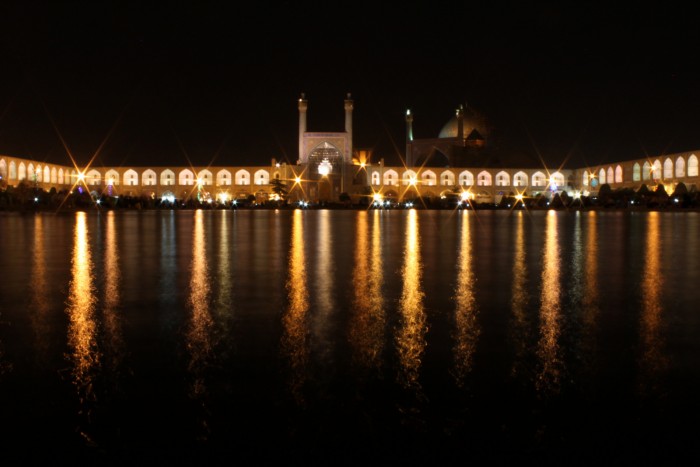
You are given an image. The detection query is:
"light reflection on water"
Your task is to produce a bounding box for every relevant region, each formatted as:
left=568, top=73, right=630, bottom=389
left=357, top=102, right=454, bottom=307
left=350, top=210, right=385, bottom=371
left=66, top=211, right=99, bottom=439
left=396, top=209, right=426, bottom=392
left=452, top=210, right=479, bottom=385
left=536, top=210, right=562, bottom=394
left=639, top=211, right=667, bottom=396
left=282, top=209, right=309, bottom=404
left=1, top=209, right=699, bottom=463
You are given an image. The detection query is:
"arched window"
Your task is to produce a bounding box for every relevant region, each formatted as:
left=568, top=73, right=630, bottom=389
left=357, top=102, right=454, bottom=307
left=217, top=170, right=232, bottom=186
left=599, top=168, right=606, bottom=184
left=383, top=169, right=398, bottom=186
left=676, top=157, right=686, bottom=178
left=615, top=165, right=623, bottom=183
left=421, top=170, right=436, bottom=186
left=9, top=161, right=17, bottom=179
left=582, top=170, right=589, bottom=186
left=106, top=169, right=120, bottom=185
left=458, top=170, right=473, bottom=186
left=633, top=163, right=641, bottom=181
left=607, top=167, right=614, bottom=183
left=642, top=161, right=651, bottom=181
left=142, top=169, right=157, bottom=186
left=477, top=171, right=492, bottom=186
left=402, top=170, right=417, bottom=186
left=18, top=163, right=26, bottom=180
left=371, top=171, right=380, bottom=186
left=0, top=159, right=6, bottom=180
left=51, top=167, right=57, bottom=183
left=43, top=166, right=50, bottom=182
left=198, top=170, right=213, bottom=186
left=235, top=170, right=250, bottom=185
left=124, top=169, right=138, bottom=186
left=652, top=160, right=661, bottom=180
left=532, top=171, right=546, bottom=187
left=179, top=169, right=194, bottom=186
left=58, top=168, right=64, bottom=184
left=254, top=170, right=269, bottom=185
left=440, top=170, right=455, bottom=186
left=86, top=169, right=101, bottom=185
left=160, top=169, right=175, bottom=186
left=663, top=158, right=673, bottom=179
left=689, top=155, right=699, bottom=177
left=495, top=171, right=510, bottom=186
left=513, top=171, right=527, bottom=187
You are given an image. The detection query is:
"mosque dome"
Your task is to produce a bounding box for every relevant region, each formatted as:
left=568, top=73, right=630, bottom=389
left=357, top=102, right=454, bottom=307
left=438, top=105, right=489, bottom=141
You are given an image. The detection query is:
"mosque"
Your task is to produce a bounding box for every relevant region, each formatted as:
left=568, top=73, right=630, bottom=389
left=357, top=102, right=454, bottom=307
left=0, top=94, right=698, bottom=205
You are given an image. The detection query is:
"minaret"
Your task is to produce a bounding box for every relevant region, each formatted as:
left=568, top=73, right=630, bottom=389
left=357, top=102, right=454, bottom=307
left=457, top=104, right=464, bottom=143
left=344, top=93, right=353, bottom=162
left=405, top=109, right=414, bottom=167
left=298, top=92, right=308, bottom=163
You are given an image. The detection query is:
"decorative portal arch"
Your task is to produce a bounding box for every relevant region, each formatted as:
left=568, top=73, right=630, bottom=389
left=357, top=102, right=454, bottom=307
left=598, top=168, right=606, bottom=184
left=676, top=157, right=686, bottom=178
left=642, top=161, right=651, bottom=180
left=308, top=142, right=343, bottom=174
left=615, top=165, right=623, bottom=183
left=606, top=167, right=614, bottom=184
left=18, top=162, right=26, bottom=180
left=477, top=171, right=492, bottom=186
left=652, top=160, right=662, bottom=180
left=532, top=171, right=546, bottom=187
left=371, top=171, right=380, bottom=186
left=495, top=171, right=510, bottom=186
left=105, top=169, right=120, bottom=185
left=689, top=155, right=699, bottom=177
left=0, top=159, right=6, bottom=180
left=254, top=169, right=269, bottom=185
left=663, top=158, right=673, bottom=179
left=217, top=169, right=231, bottom=186
left=235, top=169, right=250, bottom=185
left=179, top=169, right=194, bottom=186
left=421, top=170, right=436, bottom=186
left=198, top=169, right=213, bottom=186
left=142, top=169, right=157, bottom=186
left=440, top=170, right=455, bottom=186
left=160, top=169, right=175, bottom=186
left=9, top=161, right=16, bottom=179
left=124, top=169, right=139, bottom=186
left=582, top=170, right=589, bottom=186
left=86, top=169, right=101, bottom=185
left=402, top=170, right=417, bottom=185
left=633, top=163, right=641, bottom=181
left=383, top=169, right=398, bottom=186
left=458, top=170, right=474, bottom=186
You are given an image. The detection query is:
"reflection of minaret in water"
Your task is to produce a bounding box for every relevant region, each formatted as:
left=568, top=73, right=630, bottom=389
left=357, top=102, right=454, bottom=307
left=405, top=109, right=413, bottom=167
left=298, top=93, right=307, bottom=164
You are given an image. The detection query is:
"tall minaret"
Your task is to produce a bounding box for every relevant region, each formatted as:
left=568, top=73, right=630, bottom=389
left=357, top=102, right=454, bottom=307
left=405, top=109, right=414, bottom=167
left=344, top=93, right=353, bottom=162
left=298, top=92, right=308, bottom=163
left=456, top=104, right=464, bottom=143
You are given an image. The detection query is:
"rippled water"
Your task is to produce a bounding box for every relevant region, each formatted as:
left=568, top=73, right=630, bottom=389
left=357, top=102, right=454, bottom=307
left=1, top=208, right=699, bottom=465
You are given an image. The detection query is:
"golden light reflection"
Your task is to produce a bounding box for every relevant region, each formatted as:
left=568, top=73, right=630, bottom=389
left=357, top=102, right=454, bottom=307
left=216, top=210, right=233, bottom=325
left=67, top=211, right=100, bottom=433
left=282, top=209, right=309, bottom=404
left=102, top=211, right=123, bottom=369
left=186, top=209, right=214, bottom=439
left=452, top=210, right=479, bottom=385
left=30, top=214, right=50, bottom=362
left=639, top=211, right=666, bottom=395
left=510, top=211, right=531, bottom=379
left=396, top=210, right=426, bottom=391
left=349, top=210, right=385, bottom=370
left=583, top=212, right=599, bottom=342
left=536, top=210, right=562, bottom=394
left=314, top=210, right=333, bottom=337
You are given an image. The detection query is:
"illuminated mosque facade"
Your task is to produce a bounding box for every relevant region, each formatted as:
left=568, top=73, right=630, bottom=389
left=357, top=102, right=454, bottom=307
left=0, top=94, right=698, bottom=205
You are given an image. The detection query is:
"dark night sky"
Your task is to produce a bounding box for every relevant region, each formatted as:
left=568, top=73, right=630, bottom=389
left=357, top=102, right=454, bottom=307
left=1, top=1, right=698, bottom=170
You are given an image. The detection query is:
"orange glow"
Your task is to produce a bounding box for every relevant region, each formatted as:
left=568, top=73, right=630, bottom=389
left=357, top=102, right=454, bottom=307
left=396, top=209, right=426, bottom=391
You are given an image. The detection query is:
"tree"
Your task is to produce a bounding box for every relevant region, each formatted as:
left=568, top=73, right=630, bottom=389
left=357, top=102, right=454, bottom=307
left=269, top=178, right=288, bottom=201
